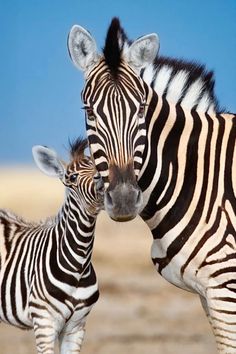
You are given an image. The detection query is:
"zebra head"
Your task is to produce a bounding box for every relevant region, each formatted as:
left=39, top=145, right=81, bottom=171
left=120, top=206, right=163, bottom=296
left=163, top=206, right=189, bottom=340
left=32, top=138, right=103, bottom=215
left=68, top=18, right=159, bottom=221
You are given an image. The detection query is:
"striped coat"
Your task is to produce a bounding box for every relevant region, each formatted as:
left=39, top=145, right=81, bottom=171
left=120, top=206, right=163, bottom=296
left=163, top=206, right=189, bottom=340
left=0, top=139, right=103, bottom=354
left=68, top=18, right=236, bottom=353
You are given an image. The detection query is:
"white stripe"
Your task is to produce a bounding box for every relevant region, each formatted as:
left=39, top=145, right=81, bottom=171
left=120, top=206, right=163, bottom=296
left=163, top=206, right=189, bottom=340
left=142, top=65, right=155, bottom=85
left=166, top=70, right=189, bottom=104
left=181, top=78, right=203, bottom=109
left=154, top=65, right=173, bottom=97
left=197, top=92, right=211, bottom=112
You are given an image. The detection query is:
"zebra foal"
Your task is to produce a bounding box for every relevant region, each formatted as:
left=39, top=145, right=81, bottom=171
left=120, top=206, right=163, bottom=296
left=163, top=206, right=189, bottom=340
left=0, top=138, right=103, bottom=354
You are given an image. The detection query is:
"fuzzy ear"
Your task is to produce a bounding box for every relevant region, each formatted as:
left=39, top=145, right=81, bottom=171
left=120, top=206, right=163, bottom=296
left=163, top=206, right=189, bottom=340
left=124, top=33, right=160, bottom=72
left=68, top=25, right=99, bottom=73
left=32, top=146, right=65, bottom=179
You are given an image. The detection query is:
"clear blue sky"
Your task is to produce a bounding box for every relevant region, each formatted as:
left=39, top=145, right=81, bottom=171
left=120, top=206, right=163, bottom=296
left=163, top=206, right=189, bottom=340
left=1, top=0, right=236, bottom=164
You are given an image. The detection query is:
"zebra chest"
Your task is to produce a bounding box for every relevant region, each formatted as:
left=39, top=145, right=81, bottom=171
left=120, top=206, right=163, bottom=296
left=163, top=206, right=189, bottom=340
left=28, top=269, right=99, bottom=328
left=49, top=282, right=99, bottom=331
left=151, top=238, right=200, bottom=293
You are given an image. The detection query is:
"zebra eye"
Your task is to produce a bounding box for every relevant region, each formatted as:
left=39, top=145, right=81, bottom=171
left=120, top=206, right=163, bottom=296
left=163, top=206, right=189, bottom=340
left=86, top=107, right=95, bottom=120
left=138, top=104, right=146, bottom=118
left=69, top=174, right=78, bottom=183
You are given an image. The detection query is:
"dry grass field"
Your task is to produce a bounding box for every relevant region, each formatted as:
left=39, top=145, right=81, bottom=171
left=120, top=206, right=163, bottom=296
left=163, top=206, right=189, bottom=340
left=0, top=167, right=216, bottom=353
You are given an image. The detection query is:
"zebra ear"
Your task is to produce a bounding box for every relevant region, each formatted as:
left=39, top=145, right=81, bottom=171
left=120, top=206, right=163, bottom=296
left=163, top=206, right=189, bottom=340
left=68, top=25, right=99, bottom=73
left=124, top=33, right=160, bottom=72
left=32, top=146, right=65, bottom=179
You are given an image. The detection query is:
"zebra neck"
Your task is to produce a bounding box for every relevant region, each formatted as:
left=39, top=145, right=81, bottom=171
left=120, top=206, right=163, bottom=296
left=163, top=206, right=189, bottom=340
left=139, top=92, right=202, bottom=222
left=58, top=195, right=96, bottom=274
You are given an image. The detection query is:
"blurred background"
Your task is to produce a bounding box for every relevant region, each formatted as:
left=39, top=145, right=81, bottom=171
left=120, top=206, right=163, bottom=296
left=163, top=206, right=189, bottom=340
left=0, top=0, right=235, bottom=352
left=1, top=0, right=236, bottom=163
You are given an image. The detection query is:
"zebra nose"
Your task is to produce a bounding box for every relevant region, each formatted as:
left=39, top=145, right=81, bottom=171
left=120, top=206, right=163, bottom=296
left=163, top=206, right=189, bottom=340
left=105, top=183, right=143, bottom=222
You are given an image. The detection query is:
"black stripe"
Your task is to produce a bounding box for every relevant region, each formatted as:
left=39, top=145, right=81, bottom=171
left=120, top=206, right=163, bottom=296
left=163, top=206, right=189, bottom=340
left=224, top=117, right=236, bottom=213
left=139, top=94, right=168, bottom=197
left=152, top=110, right=203, bottom=272
left=206, top=114, right=225, bottom=222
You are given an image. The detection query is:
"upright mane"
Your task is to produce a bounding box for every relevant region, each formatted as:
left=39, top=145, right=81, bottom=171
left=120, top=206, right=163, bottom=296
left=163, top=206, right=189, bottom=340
left=69, top=137, right=88, bottom=160
left=103, top=17, right=220, bottom=112
left=152, top=55, right=220, bottom=112
left=103, top=17, right=128, bottom=77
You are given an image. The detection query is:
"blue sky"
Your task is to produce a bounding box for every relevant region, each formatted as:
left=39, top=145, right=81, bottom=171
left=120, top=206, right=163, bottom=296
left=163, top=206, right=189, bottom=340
left=1, top=0, right=236, bottom=164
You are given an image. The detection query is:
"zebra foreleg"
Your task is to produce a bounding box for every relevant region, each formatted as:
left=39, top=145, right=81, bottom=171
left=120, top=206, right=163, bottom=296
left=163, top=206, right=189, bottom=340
left=59, top=320, right=86, bottom=354
left=204, top=288, right=236, bottom=353
left=32, top=319, right=57, bottom=354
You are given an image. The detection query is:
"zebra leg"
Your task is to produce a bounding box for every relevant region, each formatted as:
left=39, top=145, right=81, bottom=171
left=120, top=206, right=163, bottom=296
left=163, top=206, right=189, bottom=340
left=32, top=318, right=57, bottom=354
left=205, top=288, right=236, bottom=353
left=59, top=320, right=86, bottom=354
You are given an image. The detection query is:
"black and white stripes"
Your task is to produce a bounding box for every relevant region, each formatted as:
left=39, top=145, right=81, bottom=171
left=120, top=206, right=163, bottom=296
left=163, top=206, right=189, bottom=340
left=140, top=96, right=236, bottom=352
left=68, top=17, right=220, bottom=222
left=0, top=139, right=103, bottom=354
left=68, top=18, right=236, bottom=353
left=141, top=55, right=219, bottom=113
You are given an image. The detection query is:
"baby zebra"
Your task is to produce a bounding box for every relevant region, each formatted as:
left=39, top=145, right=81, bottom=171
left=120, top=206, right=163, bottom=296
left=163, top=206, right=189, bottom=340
left=0, top=138, right=103, bottom=354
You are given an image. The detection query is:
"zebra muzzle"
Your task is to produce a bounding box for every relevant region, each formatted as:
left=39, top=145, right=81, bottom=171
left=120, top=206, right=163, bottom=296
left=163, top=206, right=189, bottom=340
left=104, top=182, right=143, bottom=222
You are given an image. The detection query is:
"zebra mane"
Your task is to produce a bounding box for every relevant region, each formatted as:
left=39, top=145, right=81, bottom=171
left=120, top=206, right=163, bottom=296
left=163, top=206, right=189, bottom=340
left=149, top=55, right=220, bottom=112
left=155, top=56, right=215, bottom=85
left=103, top=17, right=220, bottom=112
left=69, top=137, right=88, bottom=160
left=0, top=209, right=36, bottom=227
left=103, top=17, right=128, bottom=77
left=0, top=208, right=58, bottom=228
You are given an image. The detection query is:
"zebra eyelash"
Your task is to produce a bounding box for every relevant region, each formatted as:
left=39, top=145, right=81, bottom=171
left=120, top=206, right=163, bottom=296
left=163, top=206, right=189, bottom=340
left=82, top=106, right=95, bottom=120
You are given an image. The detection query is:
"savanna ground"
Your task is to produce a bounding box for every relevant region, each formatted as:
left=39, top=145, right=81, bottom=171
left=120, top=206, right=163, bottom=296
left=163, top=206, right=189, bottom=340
left=0, top=167, right=216, bottom=353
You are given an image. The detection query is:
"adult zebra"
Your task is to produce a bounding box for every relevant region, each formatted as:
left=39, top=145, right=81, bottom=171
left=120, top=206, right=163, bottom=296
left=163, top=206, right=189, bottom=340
left=68, top=18, right=219, bottom=222
left=0, top=139, right=103, bottom=354
left=68, top=18, right=236, bottom=353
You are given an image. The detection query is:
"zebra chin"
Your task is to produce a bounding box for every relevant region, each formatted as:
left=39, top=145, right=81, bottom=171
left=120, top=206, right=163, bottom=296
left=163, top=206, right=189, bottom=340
left=104, top=183, right=143, bottom=222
